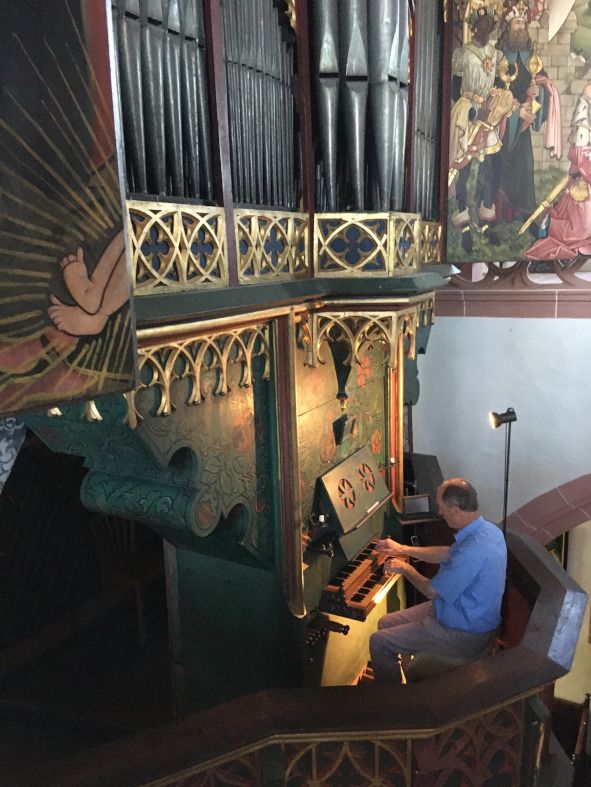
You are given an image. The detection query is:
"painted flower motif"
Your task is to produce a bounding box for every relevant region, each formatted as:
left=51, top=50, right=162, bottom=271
left=371, top=429, right=382, bottom=455
left=196, top=501, right=214, bottom=528
left=482, top=57, right=494, bottom=74
left=356, top=355, right=371, bottom=387
left=232, top=410, right=254, bottom=452
left=319, top=429, right=336, bottom=464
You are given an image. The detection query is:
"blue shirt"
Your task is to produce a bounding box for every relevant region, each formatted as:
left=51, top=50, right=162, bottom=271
left=431, top=516, right=507, bottom=634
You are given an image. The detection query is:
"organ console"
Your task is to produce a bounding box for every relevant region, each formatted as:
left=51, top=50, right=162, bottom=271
left=303, top=444, right=405, bottom=683
left=303, top=447, right=446, bottom=684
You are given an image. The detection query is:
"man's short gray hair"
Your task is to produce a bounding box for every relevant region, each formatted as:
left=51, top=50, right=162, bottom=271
left=438, top=478, right=479, bottom=512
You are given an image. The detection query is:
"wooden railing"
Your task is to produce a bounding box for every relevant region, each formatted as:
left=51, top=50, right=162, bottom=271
left=5, top=533, right=586, bottom=787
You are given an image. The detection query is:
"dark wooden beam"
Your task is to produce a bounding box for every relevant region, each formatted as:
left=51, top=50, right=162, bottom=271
left=294, top=0, right=315, bottom=218
left=274, top=313, right=305, bottom=619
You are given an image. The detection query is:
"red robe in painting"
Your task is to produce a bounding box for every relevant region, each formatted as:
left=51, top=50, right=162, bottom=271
left=526, top=146, right=591, bottom=259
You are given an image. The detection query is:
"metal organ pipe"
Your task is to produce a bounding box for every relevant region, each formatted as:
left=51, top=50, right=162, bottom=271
left=339, top=0, right=368, bottom=211
left=162, top=0, right=185, bottom=196
left=311, top=0, right=340, bottom=211
left=411, top=0, right=442, bottom=219
left=140, top=0, right=167, bottom=194
left=115, top=0, right=148, bottom=193
left=369, top=0, right=396, bottom=211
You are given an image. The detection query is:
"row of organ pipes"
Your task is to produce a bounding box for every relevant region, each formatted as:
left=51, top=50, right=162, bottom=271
left=222, top=0, right=298, bottom=208
left=410, top=0, right=442, bottom=219
left=114, top=0, right=214, bottom=200
left=311, top=0, right=409, bottom=212
left=112, top=0, right=442, bottom=217
left=311, top=0, right=442, bottom=217
left=113, top=0, right=297, bottom=207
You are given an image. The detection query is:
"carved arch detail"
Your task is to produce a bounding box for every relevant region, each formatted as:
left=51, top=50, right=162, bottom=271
left=301, top=299, right=434, bottom=370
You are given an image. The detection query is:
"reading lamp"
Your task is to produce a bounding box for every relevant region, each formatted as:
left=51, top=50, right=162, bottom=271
left=489, top=408, right=517, bottom=537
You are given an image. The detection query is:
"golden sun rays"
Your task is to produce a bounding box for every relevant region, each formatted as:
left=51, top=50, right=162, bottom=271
left=0, top=0, right=134, bottom=414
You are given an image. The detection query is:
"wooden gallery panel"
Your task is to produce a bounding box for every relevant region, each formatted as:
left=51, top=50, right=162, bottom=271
left=295, top=342, right=388, bottom=524
left=0, top=1, right=136, bottom=416
left=447, top=0, right=591, bottom=264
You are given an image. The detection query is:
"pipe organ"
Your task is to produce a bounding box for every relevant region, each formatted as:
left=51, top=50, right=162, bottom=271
left=409, top=0, right=444, bottom=219
left=2, top=0, right=449, bottom=712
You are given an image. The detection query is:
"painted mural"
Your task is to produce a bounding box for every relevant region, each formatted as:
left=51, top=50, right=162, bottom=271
left=448, top=0, right=591, bottom=263
left=0, top=1, right=135, bottom=417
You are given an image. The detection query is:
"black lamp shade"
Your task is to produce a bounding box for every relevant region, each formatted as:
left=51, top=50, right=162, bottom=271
left=489, top=408, right=517, bottom=429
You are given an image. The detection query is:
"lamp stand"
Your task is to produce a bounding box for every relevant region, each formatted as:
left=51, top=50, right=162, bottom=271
left=502, top=420, right=512, bottom=538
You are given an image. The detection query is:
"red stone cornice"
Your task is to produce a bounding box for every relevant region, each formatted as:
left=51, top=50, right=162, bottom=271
left=436, top=261, right=591, bottom=318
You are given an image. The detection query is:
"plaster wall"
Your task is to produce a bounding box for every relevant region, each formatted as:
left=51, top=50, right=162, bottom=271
left=412, top=316, right=591, bottom=525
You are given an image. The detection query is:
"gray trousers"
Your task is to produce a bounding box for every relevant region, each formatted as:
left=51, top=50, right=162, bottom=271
left=369, top=602, right=495, bottom=682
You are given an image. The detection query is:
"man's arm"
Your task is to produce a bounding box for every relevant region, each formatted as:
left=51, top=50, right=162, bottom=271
left=377, top=537, right=451, bottom=564
left=386, top=557, right=437, bottom=599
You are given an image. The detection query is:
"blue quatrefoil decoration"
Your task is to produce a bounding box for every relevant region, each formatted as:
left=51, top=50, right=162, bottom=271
left=263, top=225, right=287, bottom=269
left=140, top=223, right=169, bottom=274
left=326, top=221, right=386, bottom=271
left=398, top=233, right=412, bottom=261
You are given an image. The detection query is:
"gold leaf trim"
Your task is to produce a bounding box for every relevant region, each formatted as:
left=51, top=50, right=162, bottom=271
left=305, top=303, right=431, bottom=370
left=133, top=324, right=271, bottom=420
left=235, top=208, right=309, bottom=283
left=127, top=200, right=228, bottom=294
left=314, top=212, right=427, bottom=276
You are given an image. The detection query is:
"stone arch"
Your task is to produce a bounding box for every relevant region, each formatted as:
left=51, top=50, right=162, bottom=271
left=507, top=473, right=591, bottom=543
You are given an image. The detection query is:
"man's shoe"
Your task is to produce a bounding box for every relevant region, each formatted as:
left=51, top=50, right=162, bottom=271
left=461, top=226, right=473, bottom=253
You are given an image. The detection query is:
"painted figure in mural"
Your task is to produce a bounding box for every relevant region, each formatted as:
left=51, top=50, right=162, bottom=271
left=0, top=1, right=134, bottom=415
left=48, top=231, right=128, bottom=337
left=369, top=479, right=507, bottom=682
left=449, top=1, right=514, bottom=252
left=489, top=0, right=562, bottom=228
left=526, top=83, right=591, bottom=259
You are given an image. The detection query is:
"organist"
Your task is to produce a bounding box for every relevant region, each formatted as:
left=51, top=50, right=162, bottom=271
left=369, top=478, right=507, bottom=682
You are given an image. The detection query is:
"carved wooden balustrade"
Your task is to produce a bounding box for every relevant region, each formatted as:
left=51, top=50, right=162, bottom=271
left=8, top=532, right=586, bottom=787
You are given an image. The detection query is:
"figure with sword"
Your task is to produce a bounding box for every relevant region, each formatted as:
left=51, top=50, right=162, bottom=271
left=448, top=0, right=513, bottom=253
left=524, top=83, right=591, bottom=260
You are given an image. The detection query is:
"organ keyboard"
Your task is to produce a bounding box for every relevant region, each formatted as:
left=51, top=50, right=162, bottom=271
left=319, top=540, right=405, bottom=621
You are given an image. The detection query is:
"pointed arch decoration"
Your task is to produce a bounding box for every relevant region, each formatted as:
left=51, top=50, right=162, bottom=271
left=301, top=297, right=434, bottom=370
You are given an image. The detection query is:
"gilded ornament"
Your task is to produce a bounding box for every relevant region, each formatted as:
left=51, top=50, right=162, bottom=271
left=235, top=209, right=309, bottom=283
left=314, top=212, right=424, bottom=277
left=135, top=325, right=271, bottom=419
left=286, top=0, right=296, bottom=30
left=305, top=301, right=433, bottom=371
left=127, top=200, right=227, bottom=294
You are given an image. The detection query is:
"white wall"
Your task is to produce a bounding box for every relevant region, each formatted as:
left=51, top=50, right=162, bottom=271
left=412, top=317, right=591, bottom=525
